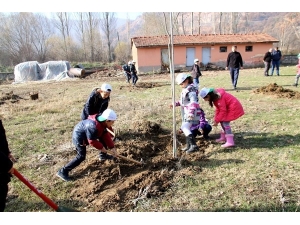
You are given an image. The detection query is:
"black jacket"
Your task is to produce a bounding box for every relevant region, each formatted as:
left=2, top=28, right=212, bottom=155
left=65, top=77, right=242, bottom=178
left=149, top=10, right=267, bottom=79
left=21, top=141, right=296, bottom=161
left=226, top=51, right=243, bottom=68
left=81, top=89, right=110, bottom=120
left=0, top=120, right=13, bottom=183
left=122, top=64, right=130, bottom=74
left=191, top=64, right=202, bottom=78
left=130, top=64, right=137, bottom=75
left=263, top=52, right=272, bottom=63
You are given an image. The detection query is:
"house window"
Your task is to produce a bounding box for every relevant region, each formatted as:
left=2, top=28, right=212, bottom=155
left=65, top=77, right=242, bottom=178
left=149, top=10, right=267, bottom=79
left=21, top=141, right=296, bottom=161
left=245, top=46, right=253, bottom=52
left=220, top=46, right=227, bottom=52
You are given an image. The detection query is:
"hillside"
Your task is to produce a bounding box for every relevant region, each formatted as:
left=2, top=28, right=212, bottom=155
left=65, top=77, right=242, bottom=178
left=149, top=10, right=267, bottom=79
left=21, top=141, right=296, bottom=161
left=117, top=12, right=300, bottom=53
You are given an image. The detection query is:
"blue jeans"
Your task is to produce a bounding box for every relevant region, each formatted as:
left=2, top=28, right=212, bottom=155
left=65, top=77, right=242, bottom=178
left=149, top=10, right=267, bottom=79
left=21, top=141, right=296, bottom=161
left=229, top=67, right=239, bottom=88
left=132, top=73, right=138, bottom=85
left=193, top=77, right=199, bottom=89
left=124, top=72, right=131, bottom=83
left=63, top=142, right=86, bottom=173
left=271, top=60, right=280, bottom=75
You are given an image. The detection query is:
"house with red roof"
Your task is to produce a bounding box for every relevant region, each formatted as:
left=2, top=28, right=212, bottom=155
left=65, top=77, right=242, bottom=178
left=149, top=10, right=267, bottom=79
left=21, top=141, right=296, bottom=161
left=131, top=33, right=279, bottom=73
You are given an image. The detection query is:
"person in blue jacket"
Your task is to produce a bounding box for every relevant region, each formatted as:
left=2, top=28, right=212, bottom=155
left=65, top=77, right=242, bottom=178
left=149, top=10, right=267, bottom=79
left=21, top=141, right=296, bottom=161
left=57, top=109, right=118, bottom=182
left=80, top=83, right=112, bottom=120
left=0, top=119, right=16, bottom=212
left=270, top=47, right=282, bottom=76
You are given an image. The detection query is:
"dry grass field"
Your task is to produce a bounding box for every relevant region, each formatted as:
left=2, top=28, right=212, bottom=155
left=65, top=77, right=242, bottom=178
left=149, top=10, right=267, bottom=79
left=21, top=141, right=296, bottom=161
left=1, top=66, right=300, bottom=218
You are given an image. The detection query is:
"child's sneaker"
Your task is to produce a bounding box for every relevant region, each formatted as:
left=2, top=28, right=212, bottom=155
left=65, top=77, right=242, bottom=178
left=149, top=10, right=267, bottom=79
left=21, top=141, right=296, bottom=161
left=99, top=153, right=115, bottom=162
left=56, top=169, right=72, bottom=182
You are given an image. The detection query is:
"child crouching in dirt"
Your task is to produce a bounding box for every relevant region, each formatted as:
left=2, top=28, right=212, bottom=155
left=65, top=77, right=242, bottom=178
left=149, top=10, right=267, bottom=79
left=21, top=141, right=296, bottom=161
left=178, top=108, right=212, bottom=139
left=56, top=109, right=118, bottom=182
left=190, top=108, right=212, bottom=139
left=199, top=87, right=244, bottom=148
left=170, top=73, right=200, bottom=154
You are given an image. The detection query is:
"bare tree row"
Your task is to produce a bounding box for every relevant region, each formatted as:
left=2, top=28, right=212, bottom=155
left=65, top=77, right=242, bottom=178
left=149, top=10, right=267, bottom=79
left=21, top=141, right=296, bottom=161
left=0, top=12, right=299, bottom=68
left=0, top=12, right=129, bottom=67
left=139, top=12, right=300, bottom=54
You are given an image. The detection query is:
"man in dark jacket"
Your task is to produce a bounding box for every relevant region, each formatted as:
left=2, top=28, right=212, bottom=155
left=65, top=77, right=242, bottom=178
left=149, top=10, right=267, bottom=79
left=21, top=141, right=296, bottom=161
left=122, top=61, right=132, bottom=83
left=80, top=83, right=112, bottom=120
left=57, top=109, right=117, bottom=182
left=225, top=46, right=243, bottom=90
left=270, top=47, right=282, bottom=76
left=263, top=48, right=273, bottom=76
left=130, top=61, right=138, bottom=86
left=0, top=119, right=16, bottom=212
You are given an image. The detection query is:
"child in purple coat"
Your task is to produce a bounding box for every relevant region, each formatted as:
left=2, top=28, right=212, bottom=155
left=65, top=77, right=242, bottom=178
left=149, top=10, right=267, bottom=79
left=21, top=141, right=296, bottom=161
left=190, top=108, right=212, bottom=140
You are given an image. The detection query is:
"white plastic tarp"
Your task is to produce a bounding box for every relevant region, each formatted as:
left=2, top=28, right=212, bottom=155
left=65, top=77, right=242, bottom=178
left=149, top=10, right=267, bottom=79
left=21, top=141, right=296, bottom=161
left=14, top=61, right=40, bottom=83
left=13, top=60, right=72, bottom=83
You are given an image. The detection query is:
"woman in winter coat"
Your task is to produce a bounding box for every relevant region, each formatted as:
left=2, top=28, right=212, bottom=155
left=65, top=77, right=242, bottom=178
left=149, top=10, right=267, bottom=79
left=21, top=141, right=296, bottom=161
left=80, top=83, right=112, bottom=120
left=199, top=87, right=244, bottom=148
left=263, top=48, right=273, bottom=76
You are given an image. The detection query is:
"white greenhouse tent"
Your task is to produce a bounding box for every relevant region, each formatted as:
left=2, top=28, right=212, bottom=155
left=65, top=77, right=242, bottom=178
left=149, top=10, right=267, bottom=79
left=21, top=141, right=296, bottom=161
left=13, top=60, right=74, bottom=83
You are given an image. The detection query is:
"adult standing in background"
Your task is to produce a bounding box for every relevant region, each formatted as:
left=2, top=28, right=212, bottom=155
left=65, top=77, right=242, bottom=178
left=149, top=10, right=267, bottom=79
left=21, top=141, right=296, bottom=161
left=225, top=46, right=243, bottom=90
left=122, top=61, right=132, bottom=83
left=191, top=58, right=202, bottom=89
left=130, top=61, right=138, bottom=86
left=270, top=47, right=282, bottom=76
left=263, top=48, right=273, bottom=76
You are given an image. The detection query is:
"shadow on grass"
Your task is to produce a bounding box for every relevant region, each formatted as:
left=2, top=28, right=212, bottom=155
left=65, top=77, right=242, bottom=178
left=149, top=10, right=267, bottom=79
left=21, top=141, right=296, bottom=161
left=224, top=86, right=263, bottom=92
left=191, top=157, right=244, bottom=168
left=235, top=131, right=300, bottom=149
left=5, top=197, right=82, bottom=212
left=165, top=204, right=299, bottom=212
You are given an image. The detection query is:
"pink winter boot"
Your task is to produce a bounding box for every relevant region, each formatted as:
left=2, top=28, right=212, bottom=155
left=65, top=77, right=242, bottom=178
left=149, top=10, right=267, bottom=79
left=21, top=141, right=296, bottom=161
left=221, top=134, right=235, bottom=148
left=215, top=131, right=226, bottom=143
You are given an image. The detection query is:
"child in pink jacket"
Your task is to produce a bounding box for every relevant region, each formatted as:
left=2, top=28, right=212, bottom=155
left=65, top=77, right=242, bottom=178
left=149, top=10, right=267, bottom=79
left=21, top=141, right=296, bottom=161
left=292, top=53, right=300, bottom=87
left=199, top=87, right=244, bottom=148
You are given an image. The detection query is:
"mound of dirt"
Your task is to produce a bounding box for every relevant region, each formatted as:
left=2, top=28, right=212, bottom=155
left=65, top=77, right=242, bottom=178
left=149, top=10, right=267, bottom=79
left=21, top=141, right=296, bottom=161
left=253, top=83, right=300, bottom=99
left=53, top=120, right=212, bottom=212
left=0, top=91, right=22, bottom=105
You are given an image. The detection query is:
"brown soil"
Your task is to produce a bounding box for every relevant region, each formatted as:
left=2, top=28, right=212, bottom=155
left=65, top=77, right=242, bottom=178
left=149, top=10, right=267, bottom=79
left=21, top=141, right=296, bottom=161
left=51, top=71, right=211, bottom=212
left=0, top=91, right=23, bottom=105
left=253, top=83, right=300, bottom=99
left=55, top=120, right=212, bottom=212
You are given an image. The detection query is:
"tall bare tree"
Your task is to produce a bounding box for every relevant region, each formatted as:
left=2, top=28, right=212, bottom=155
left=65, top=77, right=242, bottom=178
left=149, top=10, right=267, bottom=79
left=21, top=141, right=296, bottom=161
left=87, top=12, right=100, bottom=62
left=30, top=13, right=53, bottom=62
left=0, top=12, right=53, bottom=64
left=53, top=12, right=72, bottom=59
left=100, top=12, right=117, bottom=63
left=197, top=12, right=202, bottom=34
left=191, top=12, right=194, bottom=35
left=140, top=12, right=166, bottom=36
left=219, top=12, right=223, bottom=34
left=73, top=12, right=88, bottom=61
left=181, top=13, right=186, bottom=35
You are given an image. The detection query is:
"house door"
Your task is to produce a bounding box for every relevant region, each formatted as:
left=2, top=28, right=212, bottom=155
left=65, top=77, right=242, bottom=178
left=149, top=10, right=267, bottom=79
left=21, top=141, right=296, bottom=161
left=202, top=47, right=211, bottom=65
left=161, top=48, right=169, bottom=71
left=186, top=48, right=195, bottom=67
